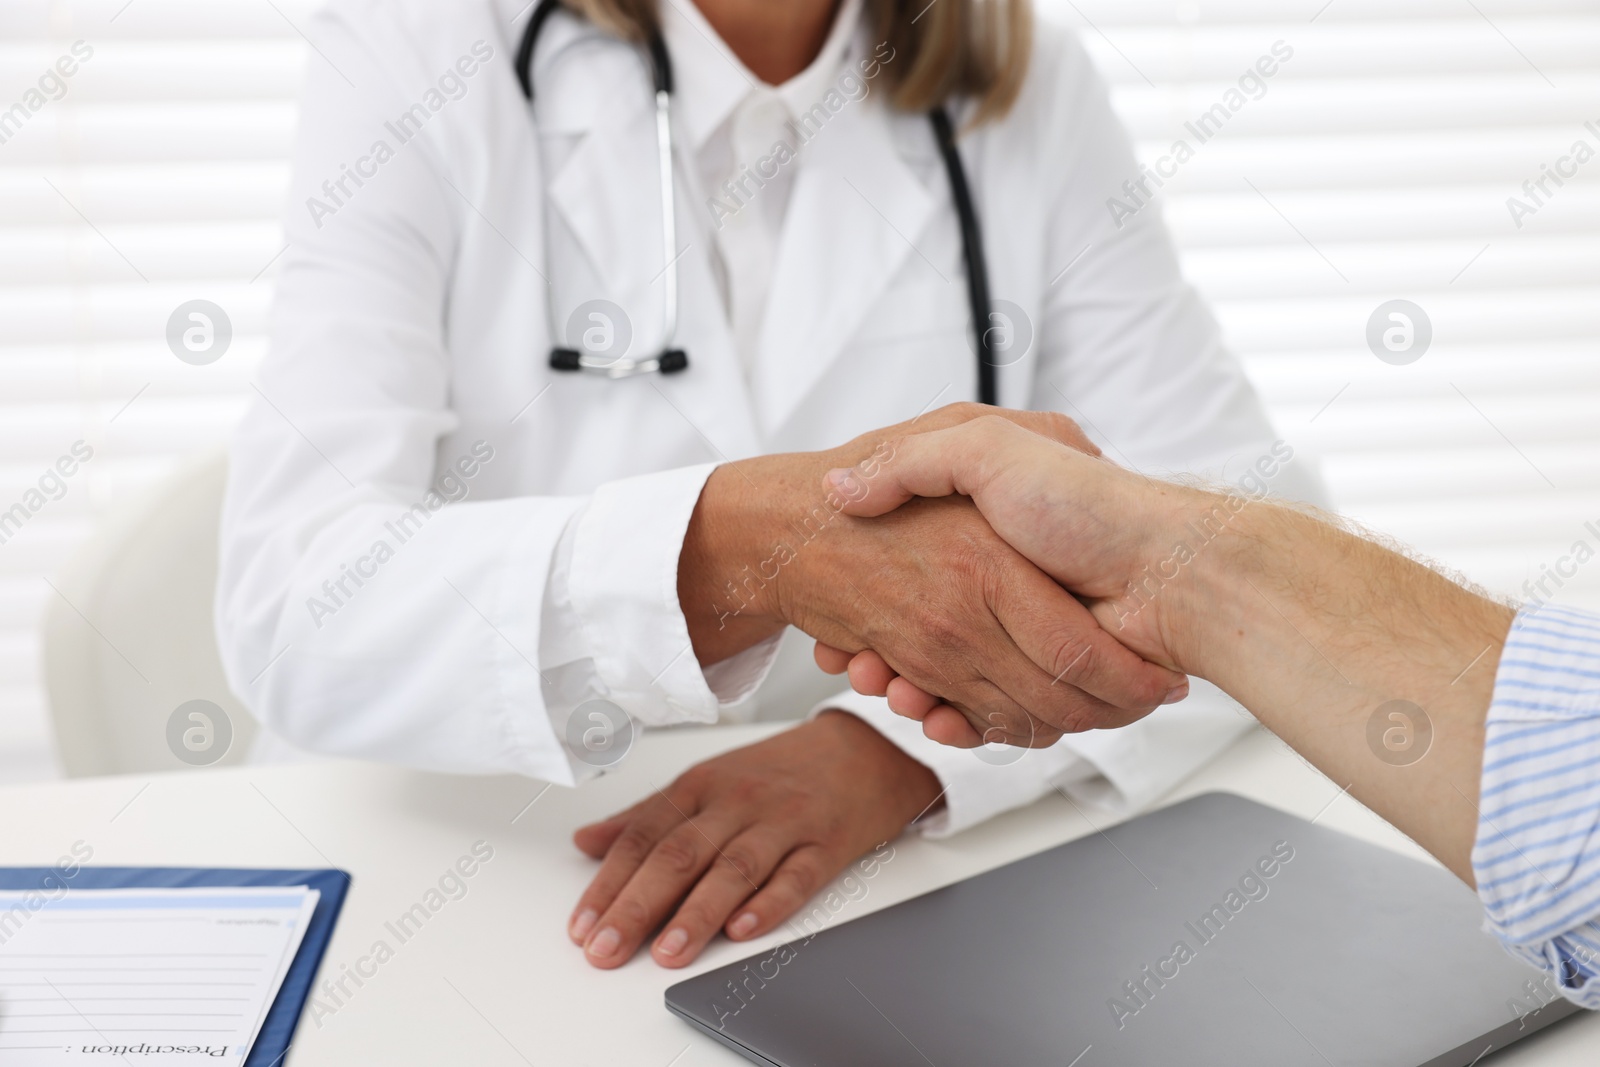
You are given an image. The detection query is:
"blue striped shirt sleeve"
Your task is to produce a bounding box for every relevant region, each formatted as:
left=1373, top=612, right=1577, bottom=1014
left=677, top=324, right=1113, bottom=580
left=1473, top=605, right=1600, bottom=1008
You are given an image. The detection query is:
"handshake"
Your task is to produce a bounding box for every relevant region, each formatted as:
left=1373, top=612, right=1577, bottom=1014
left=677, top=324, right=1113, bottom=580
left=759, top=404, right=1517, bottom=891
left=785, top=405, right=1522, bottom=911
left=693, top=399, right=1505, bottom=808
left=684, top=403, right=1269, bottom=754
left=802, top=406, right=1230, bottom=751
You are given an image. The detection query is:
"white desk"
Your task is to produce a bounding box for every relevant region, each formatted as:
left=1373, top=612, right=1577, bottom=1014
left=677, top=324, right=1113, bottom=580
left=2, top=724, right=1594, bottom=1065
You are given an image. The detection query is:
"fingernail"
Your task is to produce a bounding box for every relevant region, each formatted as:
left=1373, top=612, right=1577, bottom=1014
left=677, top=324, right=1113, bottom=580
left=569, top=908, right=598, bottom=941
left=824, top=468, right=852, bottom=491
left=656, top=928, right=689, bottom=957
left=728, top=912, right=759, bottom=939
left=586, top=927, right=621, bottom=959
left=1163, top=682, right=1190, bottom=705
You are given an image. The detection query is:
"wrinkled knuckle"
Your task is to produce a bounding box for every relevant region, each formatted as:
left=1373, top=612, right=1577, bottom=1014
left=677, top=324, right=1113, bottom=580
left=1032, top=683, right=1096, bottom=731
left=967, top=539, right=1002, bottom=577
left=675, top=902, right=722, bottom=933
left=612, top=824, right=660, bottom=862
left=948, top=540, right=997, bottom=594
left=718, top=847, right=763, bottom=885
left=1055, top=706, right=1100, bottom=734
left=920, top=611, right=968, bottom=655
left=1047, top=635, right=1097, bottom=687
left=776, top=862, right=820, bottom=902
left=1030, top=723, right=1066, bottom=748
left=652, top=835, right=703, bottom=877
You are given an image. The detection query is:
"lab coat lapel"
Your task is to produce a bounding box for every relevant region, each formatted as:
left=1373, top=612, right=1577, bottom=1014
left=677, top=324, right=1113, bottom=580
left=543, top=63, right=761, bottom=460
left=544, top=81, right=660, bottom=319
left=668, top=157, right=764, bottom=460
left=754, top=99, right=937, bottom=434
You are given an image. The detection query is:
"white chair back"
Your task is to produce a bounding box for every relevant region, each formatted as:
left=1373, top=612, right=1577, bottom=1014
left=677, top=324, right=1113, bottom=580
left=42, top=450, right=256, bottom=776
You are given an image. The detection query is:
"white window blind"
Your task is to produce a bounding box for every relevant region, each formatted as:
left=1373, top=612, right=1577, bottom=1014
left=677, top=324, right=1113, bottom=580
left=1047, top=0, right=1600, bottom=612
left=2, top=0, right=1597, bottom=781
left=0, top=0, right=314, bottom=779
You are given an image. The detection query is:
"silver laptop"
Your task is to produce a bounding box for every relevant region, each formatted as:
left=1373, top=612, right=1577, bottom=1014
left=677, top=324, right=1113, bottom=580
left=666, top=792, right=1582, bottom=1066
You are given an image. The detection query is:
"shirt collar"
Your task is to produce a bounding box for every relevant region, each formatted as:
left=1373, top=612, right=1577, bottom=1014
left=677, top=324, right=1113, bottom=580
left=662, top=0, right=865, bottom=152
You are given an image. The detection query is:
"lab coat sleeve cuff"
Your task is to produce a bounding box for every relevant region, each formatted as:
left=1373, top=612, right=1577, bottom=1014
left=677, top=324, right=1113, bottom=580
left=1048, top=678, right=1258, bottom=816
left=703, top=632, right=785, bottom=703
left=811, top=678, right=1256, bottom=837
left=810, top=691, right=1094, bottom=838
left=568, top=462, right=777, bottom=726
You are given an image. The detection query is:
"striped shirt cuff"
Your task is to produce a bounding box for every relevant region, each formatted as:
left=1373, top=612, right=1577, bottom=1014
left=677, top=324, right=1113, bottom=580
left=1472, top=604, right=1600, bottom=1008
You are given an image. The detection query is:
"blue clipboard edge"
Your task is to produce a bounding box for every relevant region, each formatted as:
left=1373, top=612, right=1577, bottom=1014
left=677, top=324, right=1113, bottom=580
left=0, top=866, right=351, bottom=1067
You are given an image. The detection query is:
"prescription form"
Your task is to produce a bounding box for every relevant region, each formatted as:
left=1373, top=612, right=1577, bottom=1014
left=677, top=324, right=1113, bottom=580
left=0, top=886, right=318, bottom=1063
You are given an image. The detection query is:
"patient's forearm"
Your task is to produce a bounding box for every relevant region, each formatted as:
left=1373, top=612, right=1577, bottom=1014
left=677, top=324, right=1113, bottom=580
left=1154, top=500, right=1514, bottom=883
left=823, top=416, right=1516, bottom=881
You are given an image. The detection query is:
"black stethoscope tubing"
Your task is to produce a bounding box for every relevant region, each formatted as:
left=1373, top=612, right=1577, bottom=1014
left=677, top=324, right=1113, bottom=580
left=515, top=0, right=997, bottom=405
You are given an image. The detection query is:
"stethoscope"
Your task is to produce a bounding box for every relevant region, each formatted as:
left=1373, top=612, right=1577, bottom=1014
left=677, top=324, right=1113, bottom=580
left=515, top=0, right=998, bottom=405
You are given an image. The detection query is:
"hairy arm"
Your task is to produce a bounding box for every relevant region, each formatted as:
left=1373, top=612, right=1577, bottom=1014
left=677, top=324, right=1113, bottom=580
left=1158, top=501, right=1511, bottom=883
left=822, top=417, right=1515, bottom=883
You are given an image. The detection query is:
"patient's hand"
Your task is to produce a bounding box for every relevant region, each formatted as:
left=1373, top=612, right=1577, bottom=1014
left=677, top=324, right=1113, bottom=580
left=568, top=711, right=939, bottom=969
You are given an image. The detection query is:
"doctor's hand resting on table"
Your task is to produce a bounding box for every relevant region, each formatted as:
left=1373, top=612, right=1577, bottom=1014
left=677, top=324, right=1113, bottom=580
left=818, top=416, right=1600, bottom=1005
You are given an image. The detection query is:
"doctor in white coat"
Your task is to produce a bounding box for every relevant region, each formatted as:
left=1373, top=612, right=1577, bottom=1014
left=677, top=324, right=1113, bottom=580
left=217, top=0, right=1328, bottom=970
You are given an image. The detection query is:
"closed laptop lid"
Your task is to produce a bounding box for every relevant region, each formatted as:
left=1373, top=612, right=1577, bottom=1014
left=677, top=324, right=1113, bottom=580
left=666, top=792, right=1580, bottom=1066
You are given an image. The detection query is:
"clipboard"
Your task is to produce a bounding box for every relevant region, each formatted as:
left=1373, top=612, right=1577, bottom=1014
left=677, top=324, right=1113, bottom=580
left=0, top=866, right=350, bottom=1066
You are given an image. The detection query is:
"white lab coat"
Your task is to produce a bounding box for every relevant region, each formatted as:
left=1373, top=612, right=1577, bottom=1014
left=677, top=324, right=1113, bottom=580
left=216, top=0, right=1330, bottom=834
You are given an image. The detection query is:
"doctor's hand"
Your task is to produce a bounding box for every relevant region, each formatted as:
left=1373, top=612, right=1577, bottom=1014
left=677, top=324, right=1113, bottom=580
left=679, top=404, right=1187, bottom=749
left=567, top=711, right=939, bottom=969
left=812, top=415, right=1200, bottom=747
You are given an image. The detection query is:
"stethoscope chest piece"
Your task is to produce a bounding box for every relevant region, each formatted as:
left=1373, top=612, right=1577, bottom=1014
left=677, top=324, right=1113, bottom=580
left=516, top=0, right=993, bottom=401
left=521, top=0, right=688, bottom=382
left=549, top=347, right=688, bottom=378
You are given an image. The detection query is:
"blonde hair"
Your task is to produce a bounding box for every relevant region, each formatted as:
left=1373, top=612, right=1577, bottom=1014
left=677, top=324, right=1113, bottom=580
left=565, top=0, right=1033, bottom=125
